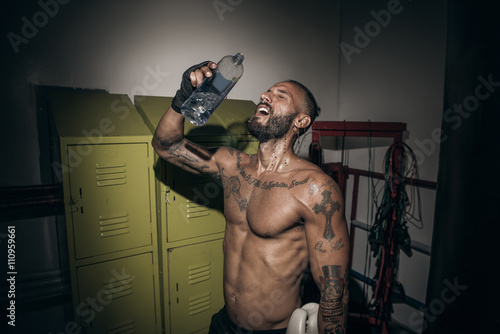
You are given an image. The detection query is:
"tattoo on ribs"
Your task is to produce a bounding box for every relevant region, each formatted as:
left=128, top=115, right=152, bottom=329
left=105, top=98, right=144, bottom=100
left=313, top=190, right=341, bottom=242
left=235, top=152, right=309, bottom=190
left=320, top=265, right=346, bottom=334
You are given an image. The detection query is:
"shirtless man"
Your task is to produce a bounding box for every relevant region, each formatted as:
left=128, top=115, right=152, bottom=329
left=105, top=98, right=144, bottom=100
left=152, top=61, right=350, bottom=334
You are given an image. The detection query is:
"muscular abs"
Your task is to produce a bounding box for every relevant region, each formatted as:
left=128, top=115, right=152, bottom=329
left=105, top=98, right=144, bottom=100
left=220, top=151, right=314, bottom=329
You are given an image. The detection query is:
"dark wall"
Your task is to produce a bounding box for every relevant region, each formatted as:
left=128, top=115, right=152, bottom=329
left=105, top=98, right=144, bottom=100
left=426, top=0, right=500, bottom=333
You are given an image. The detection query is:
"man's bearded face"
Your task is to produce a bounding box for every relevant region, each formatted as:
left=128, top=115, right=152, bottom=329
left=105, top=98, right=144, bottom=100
left=247, top=106, right=298, bottom=142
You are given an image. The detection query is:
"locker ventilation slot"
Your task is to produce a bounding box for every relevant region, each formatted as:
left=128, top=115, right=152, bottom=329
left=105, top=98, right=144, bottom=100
left=96, top=163, right=127, bottom=187
left=103, top=272, right=134, bottom=300
left=185, top=200, right=210, bottom=219
left=188, top=262, right=211, bottom=285
left=188, top=292, right=212, bottom=316
left=106, top=319, right=136, bottom=334
left=99, top=213, right=130, bottom=238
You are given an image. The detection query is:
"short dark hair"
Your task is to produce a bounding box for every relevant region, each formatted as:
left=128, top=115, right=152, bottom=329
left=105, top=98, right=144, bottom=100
left=285, top=80, right=321, bottom=136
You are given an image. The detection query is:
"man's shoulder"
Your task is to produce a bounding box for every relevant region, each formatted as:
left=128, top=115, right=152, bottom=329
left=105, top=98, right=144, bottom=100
left=295, top=159, right=332, bottom=182
left=294, top=160, right=343, bottom=200
left=214, top=146, right=249, bottom=165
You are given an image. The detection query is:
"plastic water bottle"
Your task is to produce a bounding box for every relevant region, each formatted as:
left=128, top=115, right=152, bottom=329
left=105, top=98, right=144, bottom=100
left=181, top=53, right=244, bottom=126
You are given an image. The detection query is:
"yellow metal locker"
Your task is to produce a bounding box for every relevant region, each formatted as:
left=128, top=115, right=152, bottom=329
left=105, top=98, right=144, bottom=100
left=76, top=253, right=157, bottom=334
left=165, top=162, right=225, bottom=242
left=168, top=239, right=224, bottom=334
left=67, top=143, right=152, bottom=259
left=48, top=89, right=161, bottom=333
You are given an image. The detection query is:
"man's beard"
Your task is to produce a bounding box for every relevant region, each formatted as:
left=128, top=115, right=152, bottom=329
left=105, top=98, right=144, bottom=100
left=247, top=112, right=298, bottom=142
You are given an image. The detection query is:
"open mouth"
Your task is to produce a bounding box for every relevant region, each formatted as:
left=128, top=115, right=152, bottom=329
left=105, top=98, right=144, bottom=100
left=256, top=103, right=270, bottom=116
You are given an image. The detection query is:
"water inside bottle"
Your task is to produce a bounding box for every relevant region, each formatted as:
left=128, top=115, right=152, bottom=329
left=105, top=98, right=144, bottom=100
left=181, top=91, right=220, bottom=126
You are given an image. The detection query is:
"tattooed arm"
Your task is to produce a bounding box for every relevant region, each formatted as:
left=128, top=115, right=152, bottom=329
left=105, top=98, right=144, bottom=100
left=152, top=61, right=224, bottom=175
left=304, top=174, right=350, bottom=334
left=151, top=106, right=223, bottom=175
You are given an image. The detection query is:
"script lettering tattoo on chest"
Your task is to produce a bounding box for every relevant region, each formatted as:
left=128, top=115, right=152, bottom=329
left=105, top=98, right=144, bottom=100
left=235, top=152, right=309, bottom=190
left=313, top=190, right=341, bottom=242
left=221, top=168, right=247, bottom=211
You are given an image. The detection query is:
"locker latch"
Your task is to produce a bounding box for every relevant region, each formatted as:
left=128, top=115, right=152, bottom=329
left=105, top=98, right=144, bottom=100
left=68, top=195, right=79, bottom=213
left=165, top=187, right=171, bottom=204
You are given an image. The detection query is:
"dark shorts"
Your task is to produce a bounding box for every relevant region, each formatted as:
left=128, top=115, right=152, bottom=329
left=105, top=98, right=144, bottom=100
left=208, top=307, right=287, bottom=334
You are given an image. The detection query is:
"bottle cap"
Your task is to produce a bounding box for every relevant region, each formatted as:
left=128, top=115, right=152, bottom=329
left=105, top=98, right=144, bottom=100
left=233, top=53, right=244, bottom=65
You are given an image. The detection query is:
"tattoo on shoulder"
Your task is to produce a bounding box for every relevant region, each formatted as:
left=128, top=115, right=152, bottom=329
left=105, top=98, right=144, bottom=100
left=313, top=190, right=341, bottom=242
left=308, top=179, right=335, bottom=195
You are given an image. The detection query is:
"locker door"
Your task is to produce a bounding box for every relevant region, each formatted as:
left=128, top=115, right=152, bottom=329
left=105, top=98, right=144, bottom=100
left=164, top=139, right=226, bottom=242
left=168, top=240, right=224, bottom=334
left=68, top=143, right=152, bottom=259
left=76, top=253, right=157, bottom=334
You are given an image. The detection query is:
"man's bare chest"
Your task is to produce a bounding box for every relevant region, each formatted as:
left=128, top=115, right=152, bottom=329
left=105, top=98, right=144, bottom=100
left=221, top=163, right=311, bottom=237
